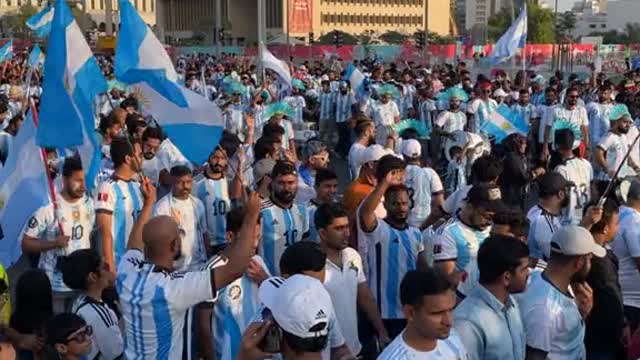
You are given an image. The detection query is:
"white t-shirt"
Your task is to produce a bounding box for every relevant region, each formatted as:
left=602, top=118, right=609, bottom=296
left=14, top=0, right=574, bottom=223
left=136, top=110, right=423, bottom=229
left=369, top=101, right=400, bottom=127
left=435, top=111, right=467, bottom=133
left=548, top=106, right=589, bottom=129
left=348, top=142, right=368, bottom=180
left=378, top=329, right=468, bottom=359
left=405, top=164, right=444, bottom=228
left=538, top=104, right=560, bottom=143
left=519, top=271, right=586, bottom=360
left=323, top=247, right=367, bottom=356
left=152, top=194, right=207, bottom=271
left=612, top=206, right=640, bottom=309
left=598, top=132, right=636, bottom=180
left=554, top=157, right=593, bottom=225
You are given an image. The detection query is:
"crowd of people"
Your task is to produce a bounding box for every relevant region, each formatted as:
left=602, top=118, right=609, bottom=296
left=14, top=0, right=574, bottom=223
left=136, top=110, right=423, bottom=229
left=2, top=49, right=640, bottom=360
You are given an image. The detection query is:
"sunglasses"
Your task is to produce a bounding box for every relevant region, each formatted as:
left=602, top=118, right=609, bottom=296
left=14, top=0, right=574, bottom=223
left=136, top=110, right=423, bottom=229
left=65, top=326, right=93, bottom=344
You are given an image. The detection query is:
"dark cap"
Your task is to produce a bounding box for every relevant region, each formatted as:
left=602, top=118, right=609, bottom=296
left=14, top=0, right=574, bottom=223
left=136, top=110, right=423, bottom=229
left=627, top=179, right=640, bottom=201
left=465, top=184, right=506, bottom=212
left=279, top=241, right=326, bottom=276
left=538, top=172, right=574, bottom=197
left=271, top=160, right=298, bottom=178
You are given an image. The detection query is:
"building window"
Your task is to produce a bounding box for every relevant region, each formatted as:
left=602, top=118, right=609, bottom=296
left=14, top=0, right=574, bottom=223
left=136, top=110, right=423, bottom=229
left=91, top=0, right=95, bottom=9
left=601, top=24, right=606, bottom=28
left=150, top=0, right=154, bottom=11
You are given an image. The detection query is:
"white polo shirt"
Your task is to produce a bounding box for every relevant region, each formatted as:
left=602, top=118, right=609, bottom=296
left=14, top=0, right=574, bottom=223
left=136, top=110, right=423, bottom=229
left=323, top=247, right=366, bottom=355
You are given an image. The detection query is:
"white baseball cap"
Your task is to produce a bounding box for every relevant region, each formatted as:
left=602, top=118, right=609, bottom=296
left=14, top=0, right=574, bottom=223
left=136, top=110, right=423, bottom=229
left=259, top=275, right=333, bottom=338
left=362, top=144, right=387, bottom=164
left=550, top=225, right=606, bottom=258
left=401, top=139, right=421, bottom=159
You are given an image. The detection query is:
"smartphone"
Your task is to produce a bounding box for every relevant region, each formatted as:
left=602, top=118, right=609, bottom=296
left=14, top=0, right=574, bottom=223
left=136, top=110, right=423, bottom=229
left=259, top=308, right=282, bottom=353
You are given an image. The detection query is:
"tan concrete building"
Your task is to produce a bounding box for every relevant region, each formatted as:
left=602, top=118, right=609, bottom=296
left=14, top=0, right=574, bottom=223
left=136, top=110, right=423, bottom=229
left=274, top=0, right=451, bottom=40
left=0, top=0, right=155, bottom=30
left=156, top=0, right=451, bottom=44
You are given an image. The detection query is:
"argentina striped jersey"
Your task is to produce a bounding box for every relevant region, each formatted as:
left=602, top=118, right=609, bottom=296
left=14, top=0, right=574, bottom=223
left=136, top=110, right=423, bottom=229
left=116, top=250, right=219, bottom=360
left=95, top=177, right=143, bottom=267
left=193, top=175, right=231, bottom=246
left=259, top=202, right=310, bottom=275
left=360, top=219, right=424, bottom=319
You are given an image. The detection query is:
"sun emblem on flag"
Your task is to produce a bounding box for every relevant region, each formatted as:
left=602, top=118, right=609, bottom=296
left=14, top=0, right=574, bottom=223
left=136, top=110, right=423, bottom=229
left=500, top=122, right=514, bottom=131
left=131, top=85, right=151, bottom=110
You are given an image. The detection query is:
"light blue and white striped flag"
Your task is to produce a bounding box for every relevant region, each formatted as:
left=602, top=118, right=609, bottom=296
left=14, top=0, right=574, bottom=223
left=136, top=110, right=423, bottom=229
left=116, top=0, right=223, bottom=165
left=0, top=40, right=12, bottom=62
left=115, top=0, right=188, bottom=107
left=35, top=0, right=107, bottom=189
left=0, top=111, right=50, bottom=266
left=482, top=104, right=529, bottom=142
left=490, top=5, right=527, bottom=65
left=260, top=43, right=292, bottom=90
left=343, top=64, right=367, bottom=99
left=26, top=5, right=54, bottom=38
left=28, top=45, right=45, bottom=67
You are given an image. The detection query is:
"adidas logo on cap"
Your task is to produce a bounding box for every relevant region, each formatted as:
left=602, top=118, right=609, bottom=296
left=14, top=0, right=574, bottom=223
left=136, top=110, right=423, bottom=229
left=315, top=309, right=327, bottom=320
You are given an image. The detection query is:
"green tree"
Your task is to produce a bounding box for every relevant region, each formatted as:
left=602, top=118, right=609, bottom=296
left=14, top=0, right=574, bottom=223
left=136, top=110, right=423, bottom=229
left=588, top=30, right=625, bottom=44
left=0, top=3, right=38, bottom=37
left=487, top=0, right=556, bottom=43
left=556, top=11, right=577, bottom=40
left=379, top=31, right=409, bottom=44
left=317, top=30, right=358, bottom=45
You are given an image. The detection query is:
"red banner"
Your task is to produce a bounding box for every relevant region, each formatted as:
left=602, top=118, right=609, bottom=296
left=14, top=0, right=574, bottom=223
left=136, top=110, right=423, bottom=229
left=288, top=0, right=313, bottom=34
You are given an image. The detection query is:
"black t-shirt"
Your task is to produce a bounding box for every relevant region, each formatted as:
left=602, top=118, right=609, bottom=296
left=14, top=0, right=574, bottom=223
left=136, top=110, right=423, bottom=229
left=585, top=249, right=626, bottom=353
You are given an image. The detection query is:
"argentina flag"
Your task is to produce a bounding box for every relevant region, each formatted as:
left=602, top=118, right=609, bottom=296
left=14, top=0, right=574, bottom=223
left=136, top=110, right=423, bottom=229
left=28, top=45, right=45, bottom=67
left=115, top=0, right=187, bottom=107
left=26, top=5, right=55, bottom=38
left=490, top=5, right=527, bottom=65
left=0, top=40, right=12, bottom=62
left=35, top=0, right=107, bottom=189
left=116, top=0, right=223, bottom=165
left=482, top=104, right=529, bottom=143
left=343, top=63, right=367, bottom=99
left=0, top=111, right=50, bottom=266
left=260, top=43, right=292, bottom=90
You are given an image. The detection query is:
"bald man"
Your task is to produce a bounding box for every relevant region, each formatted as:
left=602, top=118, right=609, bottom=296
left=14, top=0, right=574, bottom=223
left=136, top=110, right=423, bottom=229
left=116, top=180, right=262, bottom=360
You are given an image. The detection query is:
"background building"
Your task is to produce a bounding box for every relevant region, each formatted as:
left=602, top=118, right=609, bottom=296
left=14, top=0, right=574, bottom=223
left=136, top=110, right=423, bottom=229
left=157, top=0, right=452, bottom=45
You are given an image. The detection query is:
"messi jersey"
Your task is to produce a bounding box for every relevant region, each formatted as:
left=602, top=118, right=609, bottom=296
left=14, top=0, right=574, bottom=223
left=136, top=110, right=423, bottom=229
left=360, top=219, right=424, bottom=319
left=432, top=217, right=491, bottom=297
left=23, top=195, right=95, bottom=292
left=212, top=256, right=269, bottom=360
left=259, top=202, right=310, bottom=275
left=194, top=175, right=231, bottom=246
left=95, top=177, right=143, bottom=267
left=116, top=250, right=217, bottom=360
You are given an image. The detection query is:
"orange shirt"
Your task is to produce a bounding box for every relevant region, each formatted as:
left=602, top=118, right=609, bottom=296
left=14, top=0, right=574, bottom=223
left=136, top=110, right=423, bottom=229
left=343, top=176, right=374, bottom=215
left=343, top=176, right=374, bottom=249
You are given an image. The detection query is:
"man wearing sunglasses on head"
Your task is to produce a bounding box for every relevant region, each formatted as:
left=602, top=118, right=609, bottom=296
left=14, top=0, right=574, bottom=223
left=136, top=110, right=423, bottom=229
left=467, top=81, right=498, bottom=134
left=296, top=140, right=330, bottom=204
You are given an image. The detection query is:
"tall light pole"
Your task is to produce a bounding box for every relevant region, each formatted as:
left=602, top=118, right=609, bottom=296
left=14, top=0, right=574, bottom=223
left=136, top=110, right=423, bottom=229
left=215, top=0, right=222, bottom=56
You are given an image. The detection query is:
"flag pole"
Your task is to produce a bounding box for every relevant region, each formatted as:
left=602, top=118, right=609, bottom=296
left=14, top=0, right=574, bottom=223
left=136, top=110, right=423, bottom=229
left=31, top=99, right=65, bottom=237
